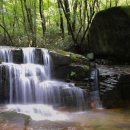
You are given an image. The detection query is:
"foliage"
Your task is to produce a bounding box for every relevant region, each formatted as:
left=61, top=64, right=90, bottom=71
left=0, top=0, right=129, bottom=52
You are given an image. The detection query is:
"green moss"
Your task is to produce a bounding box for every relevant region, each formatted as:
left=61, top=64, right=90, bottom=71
left=70, top=53, right=87, bottom=64
left=52, top=49, right=71, bottom=57
left=0, top=111, right=30, bottom=121
left=70, top=71, right=76, bottom=77
left=49, top=49, right=89, bottom=65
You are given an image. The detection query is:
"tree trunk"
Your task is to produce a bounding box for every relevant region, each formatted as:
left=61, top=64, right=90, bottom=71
left=39, top=0, right=46, bottom=36
left=32, top=0, right=37, bottom=47
left=20, top=0, right=28, bottom=35
left=126, top=0, right=128, bottom=5
left=81, top=0, right=96, bottom=43
left=115, top=0, right=119, bottom=6
left=0, top=0, right=7, bottom=43
left=23, top=0, right=36, bottom=46
left=79, top=0, right=83, bottom=28
left=83, top=0, right=87, bottom=32
left=63, top=0, right=71, bottom=34
left=59, top=0, right=76, bottom=44
left=72, top=0, right=78, bottom=33
left=57, top=0, right=64, bottom=37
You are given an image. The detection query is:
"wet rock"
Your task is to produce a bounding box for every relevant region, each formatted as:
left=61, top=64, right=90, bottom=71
left=12, top=49, right=23, bottom=64
left=117, top=74, right=130, bottom=100
left=0, top=111, right=30, bottom=130
left=98, top=65, right=130, bottom=108
left=49, top=50, right=71, bottom=66
left=34, top=48, right=44, bottom=64
left=12, top=48, right=44, bottom=64
left=0, top=65, right=10, bottom=103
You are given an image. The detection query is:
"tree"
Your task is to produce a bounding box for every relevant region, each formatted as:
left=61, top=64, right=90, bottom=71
left=0, top=0, right=129, bottom=51
left=72, top=0, right=78, bottom=33
left=58, top=0, right=99, bottom=53
left=63, top=0, right=71, bottom=34
left=57, top=0, right=64, bottom=36
left=0, top=0, right=7, bottom=43
left=58, top=0, right=76, bottom=43
left=23, top=0, right=37, bottom=46
left=39, top=0, right=46, bottom=36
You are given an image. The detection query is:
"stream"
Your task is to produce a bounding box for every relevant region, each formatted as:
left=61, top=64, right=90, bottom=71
left=0, top=106, right=130, bottom=130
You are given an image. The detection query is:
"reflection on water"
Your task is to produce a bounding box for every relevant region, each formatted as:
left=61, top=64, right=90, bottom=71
left=69, top=109, right=130, bottom=130
left=0, top=105, right=130, bottom=130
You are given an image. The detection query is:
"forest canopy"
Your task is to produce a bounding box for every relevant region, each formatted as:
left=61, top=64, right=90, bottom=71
left=0, top=0, right=130, bottom=52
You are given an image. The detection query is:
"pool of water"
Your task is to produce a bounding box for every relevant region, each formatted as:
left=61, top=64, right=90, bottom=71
left=0, top=105, right=130, bottom=130
left=69, top=109, right=130, bottom=130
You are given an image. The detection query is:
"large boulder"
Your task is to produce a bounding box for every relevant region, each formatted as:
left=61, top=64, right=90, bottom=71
left=88, top=7, right=130, bottom=62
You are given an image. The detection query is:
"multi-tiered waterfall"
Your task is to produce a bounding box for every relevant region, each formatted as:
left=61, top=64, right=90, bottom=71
left=0, top=47, right=86, bottom=120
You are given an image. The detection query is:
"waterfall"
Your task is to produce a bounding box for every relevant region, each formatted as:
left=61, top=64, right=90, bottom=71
left=0, top=47, right=13, bottom=62
left=0, top=47, right=86, bottom=120
left=22, top=48, right=36, bottom=63
left=89, top=64, right=102, bottom=109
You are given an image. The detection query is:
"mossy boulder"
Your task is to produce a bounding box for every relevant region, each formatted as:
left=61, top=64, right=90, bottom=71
left=88, top=6, right=130, bottom=62
left=49, top=49, right=89, bottom=81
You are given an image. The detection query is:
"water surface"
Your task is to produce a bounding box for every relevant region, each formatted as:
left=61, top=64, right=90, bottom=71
left=0, top=105, right=130, bottom=130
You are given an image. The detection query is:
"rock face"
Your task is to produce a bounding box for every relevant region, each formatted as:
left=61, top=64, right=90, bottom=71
left=98, top=65, right=130, bottom=108
left=88, top=7, right=130, bottom=62
left=0, top=65, right=9, bottom=103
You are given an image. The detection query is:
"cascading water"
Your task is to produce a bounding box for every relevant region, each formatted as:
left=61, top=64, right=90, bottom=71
left=0, top=47, right=86, bottom=120
left=0, top=47, right=13, bottom=62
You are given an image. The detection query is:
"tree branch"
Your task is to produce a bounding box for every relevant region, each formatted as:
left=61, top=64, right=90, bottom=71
left=0, top=24, right=13, bottom=45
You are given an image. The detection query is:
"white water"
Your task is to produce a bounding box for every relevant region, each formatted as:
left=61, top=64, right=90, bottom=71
left=0, top=48, right=13, bottom=62
left=0, top=47, right=86, bottom=120
left=7, top=104, right=68, bottom=121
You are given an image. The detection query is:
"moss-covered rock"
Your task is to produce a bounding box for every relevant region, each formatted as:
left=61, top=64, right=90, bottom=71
left=88, top=6, right=130, bottom=62
left=49, top=49, right=89, bottom=66
left=0, top=111, right=30, bottom=121
left=49, top=49, right=90, bottom=81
